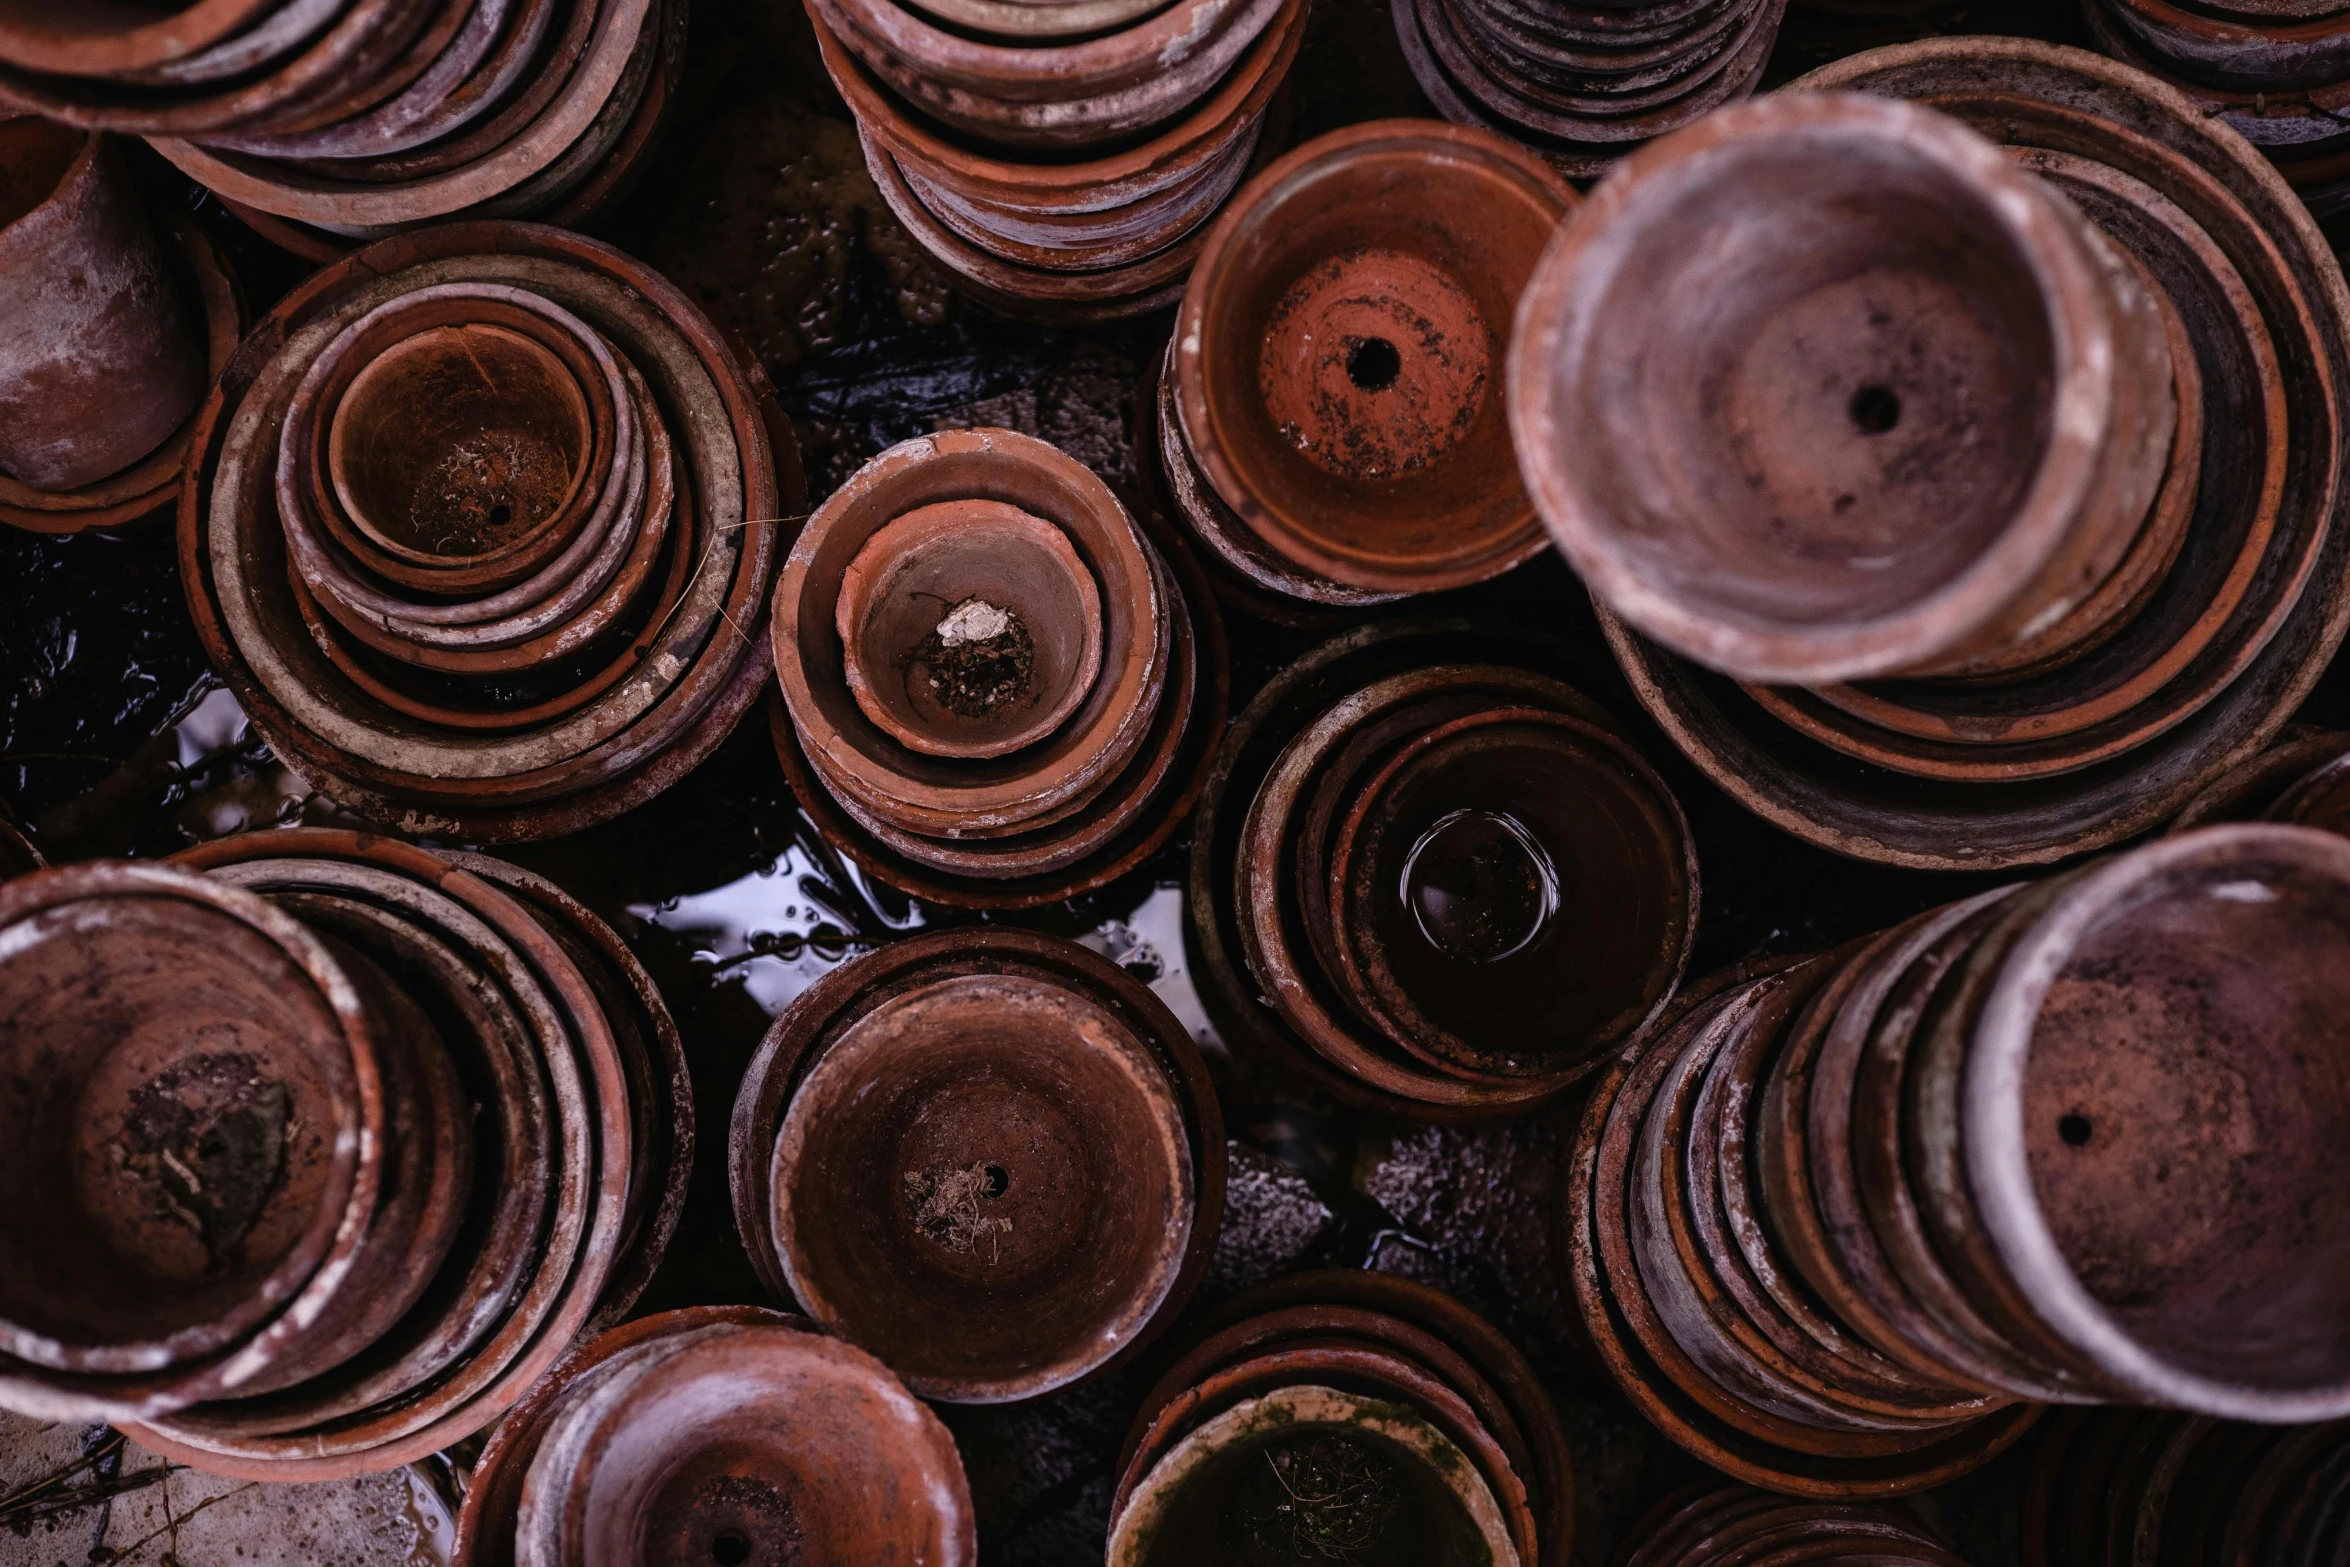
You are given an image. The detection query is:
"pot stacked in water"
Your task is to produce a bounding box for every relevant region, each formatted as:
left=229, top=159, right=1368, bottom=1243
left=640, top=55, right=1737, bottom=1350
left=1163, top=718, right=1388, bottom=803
left=1572, top=824, right=2350, bottom=1494
left=452, top=1306, right=977, bottom=1567
left=184, top=221, right=795, bottom=843
left=769, top=427, right=1222, bottom=908
left=1145, top=121, right=1575, bottom=623
left=729, top=928, right=1225, bottom=1404
left=1514, top=50, right=2350, bottom=873
left=1107, top=1271, right=1574, bottom=1567
left=1618, top=1486, right=1965, bottom=1564
left=807, top=0, right=1307, bottom=320
left=0, top=832, right=688, bottom=1480
left=2082, top=0, right=2350, bottom=220
left=0, top=117, right=243, bottom=536
left=1396, top=0, right=1789, bottom=175
left=0, top=0, right=684, bottom=255
left=2021, top=1407, right=2350, bottom=1563
left=1191, top=617, right=1697, bottom=1120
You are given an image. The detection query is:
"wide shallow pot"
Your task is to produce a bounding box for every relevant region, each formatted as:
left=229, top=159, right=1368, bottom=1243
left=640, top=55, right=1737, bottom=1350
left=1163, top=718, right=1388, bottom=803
left=730, top=927, right=1224, bottom=1404
left=0, top=118, right=206, bottom=493
left=1172, top=119, right=1577, bottom=596
left=59, top=828, right=687, bottom=1481
left=1576, top=38, right=2350, bottom=872
left=180, top=219, right=799, bottom=843
left=451, top=1306, right=978, bottom=1567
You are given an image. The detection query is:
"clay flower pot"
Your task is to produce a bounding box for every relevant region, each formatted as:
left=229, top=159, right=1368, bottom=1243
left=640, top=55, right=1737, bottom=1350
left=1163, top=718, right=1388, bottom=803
left=0, top=863, right=380, bottom=1395
left=0, top=0, right=687, bottom=249
left=1616, top=1486, right=1964, bottom=1565
left=1512, top=91, right=2175, bottom=686
left=731, top=928, right=1225, bottom=1404
left=1396, top=0, right=1787, bottom=178
left=180, top=220, right=799, bottom=843
left=0, top=117, right=206, bottom=492
left=1963, top=825, right=2350, bottom=1422
left=1174, top=120, right=1578, bottom=596
left=1578, top=38, right=2350, bottom=873
left=769, top=971, right=1193, bottom=1402
left=773, top=427, right=1167, bottom=843
left=834, top=498, right=1106, bottom=760
left=451, top=1308, right=975, bottom=1567
left=34, top=828, right=688, bottom=1482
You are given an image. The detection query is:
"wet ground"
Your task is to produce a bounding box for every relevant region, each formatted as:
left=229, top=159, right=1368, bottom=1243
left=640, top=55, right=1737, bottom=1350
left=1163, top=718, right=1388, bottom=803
left=9, top=0, right=2350, bottom=1563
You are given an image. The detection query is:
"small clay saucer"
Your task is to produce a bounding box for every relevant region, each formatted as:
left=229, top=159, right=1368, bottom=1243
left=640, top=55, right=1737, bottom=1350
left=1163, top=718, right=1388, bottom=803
left=834, top=497, right=1105, bottom=760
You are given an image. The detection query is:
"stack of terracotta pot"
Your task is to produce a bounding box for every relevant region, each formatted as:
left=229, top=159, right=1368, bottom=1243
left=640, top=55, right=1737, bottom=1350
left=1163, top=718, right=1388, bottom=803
left=1513, top=46, right=2350, bottom=874
left=0, top=831, right=689, bottom=1482
left=0, top=0, right=683, bottom=259
left=1139, top=121, right=1573, bottom=623
left=730, top=928, right=1225, bottom=1404
left=2081, top=0, right=2350, bottom=220
left=0, top=117, right=243, bottom=536
left=769, top=427, right=1222, bottom=908
left=183, top=221, right=795, bottom=843
left=1618, top=1486, right=1966, bottom=1564
left=1395, top=0, right=1789, bottom=175
left=1572, top=824, right=2350, bottom=1495
left=1107, top=1271, right=1574, bottom=1567
left=1189, top=617, right=1697, bottom=1120
left=2020, top=1408, right=2350, bottom=1563
left=453, top=1306, right=978, bottom=1567
left=808, top=0, right=1307, bottom=320
left=2174, top=727, right=2350, bottom=831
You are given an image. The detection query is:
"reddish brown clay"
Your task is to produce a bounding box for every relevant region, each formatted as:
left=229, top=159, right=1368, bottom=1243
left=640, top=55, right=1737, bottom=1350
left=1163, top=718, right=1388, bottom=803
left=0, top=117, right=205, bottom=492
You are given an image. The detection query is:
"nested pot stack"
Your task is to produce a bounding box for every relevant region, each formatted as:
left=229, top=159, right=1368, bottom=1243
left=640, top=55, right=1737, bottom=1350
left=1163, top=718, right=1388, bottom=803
left=2080, top=0, right=2350, bottom=220
left=1394, top=0, right=1790, bottom=177
left=2019, top=1407, right=2350, bottom=1565
left=729, top=927, right=1225, bottom=1406
left=809, top=0, right=1308, bottom=320
left=0, top=0, right=686, bottom=256
left=182, top=220, right=797, bottom=843
left=1143, top=121, right=1577, bottom=621
left=1570, top=823, right=2350, bottom=1497
left=1513, top=42, right=2350, bottom=872
left=769, top=427, right=1225, bottom=909
left=0, top=116, right=245, bottom=536
left=2172, top=726, right=2350, bottom=831
left=0, top=832, right=688, bottom=1481
left=452, top=1306, right=978, bottom=1567
left=1188, top=616, right=1697, bottom=1121
left=1107, top=1270, right=1575, bottom=1567
left=1618, top=1485, right=1967, bottom=1564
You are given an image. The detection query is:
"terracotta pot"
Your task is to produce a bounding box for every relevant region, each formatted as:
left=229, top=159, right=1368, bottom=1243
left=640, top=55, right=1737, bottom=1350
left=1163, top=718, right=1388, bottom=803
left=0, top=0, right=286, bottom=78
left=1108, top=1384, right=1523, bottom=1566
left=0, top=118, right=205, bottom=492
left=1512, top=91, right=2173, bottom=686
left=1584, top=37, right=2350, bottom=872
left=1963, top=825, right=2350, bottom=1422
left=0, top=863, right=380, bottom=1396
left=2090, top=0, right=2350, bottom=96
left=1617, top=1485, right=1964, bottom=1565
left=2168, top=726, right=2350, bottom=831
left=773, top=428, right=1165, bottom=837
left=1174, top=120, right=1574, bottom=595
left=0, top=206, right=243, bottom=536
left=503, top=1314, right=977, bottom=1567
left=179, top=220, right=795, bottom=844
left=834, top=498, right=1106, bottom=760
left=730, top=927, right=1225, bottom=1394
left=104, top=829, right=644, bottom=1480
